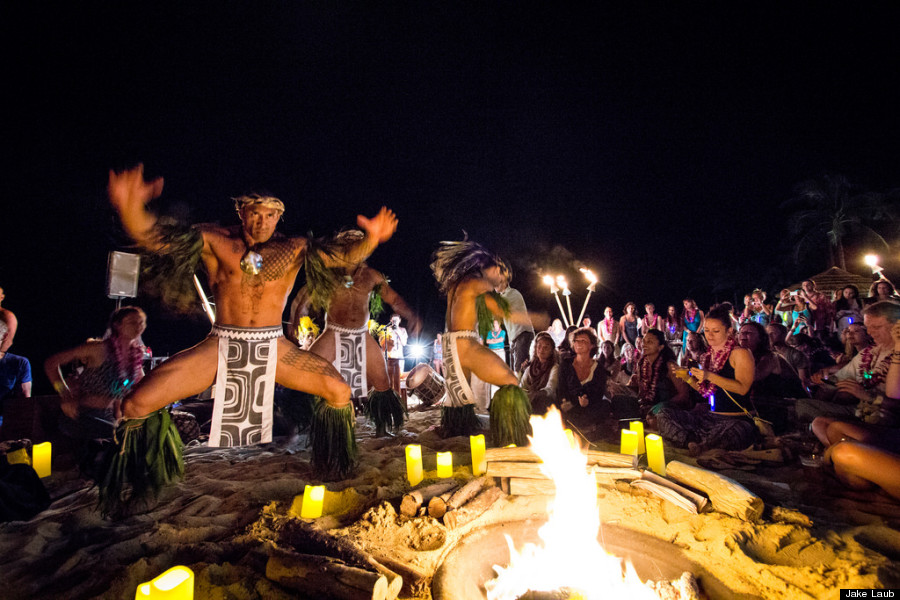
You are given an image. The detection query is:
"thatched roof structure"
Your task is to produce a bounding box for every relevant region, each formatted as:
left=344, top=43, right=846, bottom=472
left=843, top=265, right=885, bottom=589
left=789, top=266, right=874, bottom=298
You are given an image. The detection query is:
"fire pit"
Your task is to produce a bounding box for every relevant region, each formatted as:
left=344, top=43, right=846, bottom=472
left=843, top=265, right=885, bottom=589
left=432, top=518, right=749, bottom=600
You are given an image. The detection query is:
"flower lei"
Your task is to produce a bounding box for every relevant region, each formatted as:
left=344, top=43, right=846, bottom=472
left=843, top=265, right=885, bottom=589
left=637, top=353, right=663, bottom=406
left=857, top=346, right=890, bottom=391
left=698, top=336, right=736, bottom=399
left=643, top=314, right=659, bottom=330
left=684, top=308, right=698, bottom=325
left=108, top=337, right=144, bottom=397
left=603, top=317, right=615, bottom=335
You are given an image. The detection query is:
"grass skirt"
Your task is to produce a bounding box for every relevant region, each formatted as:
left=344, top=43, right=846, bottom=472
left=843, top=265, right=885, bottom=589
left=310, top=399, right=358, bottom=480
left=489, top=385, right=532, bottom=447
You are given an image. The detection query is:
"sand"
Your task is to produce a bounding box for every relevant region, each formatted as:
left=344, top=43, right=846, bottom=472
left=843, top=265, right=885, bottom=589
left=2, top=402, right=899, bottom=600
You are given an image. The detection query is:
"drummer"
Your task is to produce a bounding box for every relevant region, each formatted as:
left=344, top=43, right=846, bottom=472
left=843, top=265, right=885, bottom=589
left=291, top=231, right=422, bottom=436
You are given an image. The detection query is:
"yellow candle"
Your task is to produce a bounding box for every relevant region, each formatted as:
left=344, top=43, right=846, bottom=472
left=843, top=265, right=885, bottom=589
left=470, top=435, right=486, bottom=476
left=405, top=444, right=424, bottom=486
left=620, top=429, right=638, bottom=456
left=646, top=434, right=667, bottom=476
left=564, top=429, right=577, bottom=449
left=32, top=442, right=51, bottom=478
left=436, top=451, right=453, bottom=478
left=135, top=565, right=194, bottom=599
left=6, top=447, right=31, bottom=466
left=299, top=484, right=325, bottom=519
left=629, top=421, right=645, bottom=454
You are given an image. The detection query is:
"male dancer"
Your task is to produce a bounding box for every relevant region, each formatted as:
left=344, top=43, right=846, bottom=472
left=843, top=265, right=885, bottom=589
left=431, top=240, right=533, bottom=446
left=108, top=165, right=397, bottom=476
left=291, top=230, right=421, bottom=435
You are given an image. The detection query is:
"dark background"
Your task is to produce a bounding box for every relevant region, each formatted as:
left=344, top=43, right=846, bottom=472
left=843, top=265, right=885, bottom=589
left=4, top=3, right=899, bottom=393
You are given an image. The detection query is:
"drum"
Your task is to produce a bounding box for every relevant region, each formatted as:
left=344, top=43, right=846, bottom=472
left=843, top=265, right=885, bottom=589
left=406, top=363, right=447, bottom=406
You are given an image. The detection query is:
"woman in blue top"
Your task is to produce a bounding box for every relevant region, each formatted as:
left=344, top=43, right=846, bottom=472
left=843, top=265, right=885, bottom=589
left=486, top=319, right=507, bottom=362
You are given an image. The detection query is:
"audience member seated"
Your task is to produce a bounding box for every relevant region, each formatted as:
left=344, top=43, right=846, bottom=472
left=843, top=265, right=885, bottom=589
left=44, top=306, right=148, bottom=441
left=739, top=321, right=807, bottom=432
left=681, top=331, right=707, bottom=367
left=557, top=327, right=610, bottom=434
left=834, top=284, right=864, bottom=334
left=547, top=318, right=567, bottom=348
left=816, top=320, right=900, bottom=501
left=797, top=301, right=899, bottom=422
left=557, top=325, right=578, bottom=362
left=597, top=340, right=620, bottom=380
left=767, top=322, right=812, bottom=392
left=630, top=329, right=690, bottom=428
left=832, top=322, right=872, bottom=368
left=800, top=279, right=834, bottom=340
left=657, top=304, right=756, bottom=455
left=519, top=332, right=559, bottom=415
left=787, top=332, right=835, bottom=376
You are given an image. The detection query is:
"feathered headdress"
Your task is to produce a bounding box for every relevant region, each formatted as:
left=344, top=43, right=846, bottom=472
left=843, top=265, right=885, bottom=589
left=430, top=236, right=502, bottom=295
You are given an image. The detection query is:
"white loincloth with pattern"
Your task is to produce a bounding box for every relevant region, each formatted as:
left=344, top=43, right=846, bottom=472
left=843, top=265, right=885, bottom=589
left=442, top=330, right=479, bottom=407
left=324, top=320, right=368, bottom=400
left=209, top=324, right=282, bottom=447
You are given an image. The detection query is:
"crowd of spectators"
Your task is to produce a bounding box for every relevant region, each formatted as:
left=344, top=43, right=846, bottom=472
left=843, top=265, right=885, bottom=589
left=516, top=278, right=900, bottom=499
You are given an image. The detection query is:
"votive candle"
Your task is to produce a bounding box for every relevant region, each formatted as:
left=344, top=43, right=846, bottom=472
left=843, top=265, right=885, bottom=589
left=470, top=435, right=486, bottom=476
left=300, top=484, right=325, bottom=519
left=406, top=444, right=424, bottom=486
left=646, top=434, right=667, bottom=476
left=32, top=442, right=51, bottom=478
left=135, top=565, right=194, bottom=599
left=436, top=451, right=453, bottom=478
left=620, top=429, right=639, bottom=456
left=629, top=421, right=645, bottom=454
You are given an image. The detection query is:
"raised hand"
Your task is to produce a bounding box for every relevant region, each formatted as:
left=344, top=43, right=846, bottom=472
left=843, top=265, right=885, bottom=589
left=107, top=163, right=164, bottom=213
left=357, top=207, right=398, bottom=245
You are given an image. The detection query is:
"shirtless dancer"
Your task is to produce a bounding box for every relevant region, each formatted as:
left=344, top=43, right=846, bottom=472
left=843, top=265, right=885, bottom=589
left=292, top=231, right=421, bottom=435
left=431, top=241, right=535, bottom=446
left=108, top=165, right=397, bottom=475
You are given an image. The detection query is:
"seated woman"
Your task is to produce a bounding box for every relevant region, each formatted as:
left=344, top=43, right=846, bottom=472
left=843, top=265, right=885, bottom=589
left=557, top=327, right=610, bottom=433
left=597, top=340, right=620, bottom=380
left=680, top=330, right=707, bottom=367
left=657, top=304, right=756, bottom=455
left=519, top=332, right=559, bottom=415
left=738, top=321, right=807, bottom=432
left=817, top=320, right=900, bottom=501
left=557, top=325, right=578, bottom=362
left=45, top=306, right=148, bottom=440
left=630, top=329, right=690, bottom=428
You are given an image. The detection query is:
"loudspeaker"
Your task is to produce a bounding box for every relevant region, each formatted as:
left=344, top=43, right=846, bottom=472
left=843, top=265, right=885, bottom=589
left=106, top=251, right=141, bottom=298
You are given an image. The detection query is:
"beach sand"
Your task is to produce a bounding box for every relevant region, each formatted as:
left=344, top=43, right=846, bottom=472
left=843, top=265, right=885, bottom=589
left=2, top=401, right=899, bottom=600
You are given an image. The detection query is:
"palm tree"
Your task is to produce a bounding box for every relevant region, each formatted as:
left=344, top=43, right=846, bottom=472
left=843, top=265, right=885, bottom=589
left=781, top=174, right=896, bottom=271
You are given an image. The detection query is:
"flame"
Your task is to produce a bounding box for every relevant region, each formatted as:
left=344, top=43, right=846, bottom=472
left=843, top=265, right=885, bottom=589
left=556, top=275, right=568, bottom=290
left=580, top=268, right=598, bottom=284
left=542, top=274, right=555, bottom=286
left=486, top=408, right=657, bottom=600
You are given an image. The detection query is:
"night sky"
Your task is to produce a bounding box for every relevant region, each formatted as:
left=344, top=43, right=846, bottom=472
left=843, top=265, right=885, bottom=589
left=5, top=3, right=899, bottom=392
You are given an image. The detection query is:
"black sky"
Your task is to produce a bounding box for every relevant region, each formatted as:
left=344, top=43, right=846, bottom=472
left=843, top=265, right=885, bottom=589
left=4, top=3, right=900, bottom=391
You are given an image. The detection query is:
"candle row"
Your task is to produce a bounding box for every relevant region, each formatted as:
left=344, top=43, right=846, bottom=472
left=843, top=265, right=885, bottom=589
left=7, top=442, right=52, bottom=478
left=405, top=435, right=487, bottom=486
left=620, top=424, right=667, bottom=476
